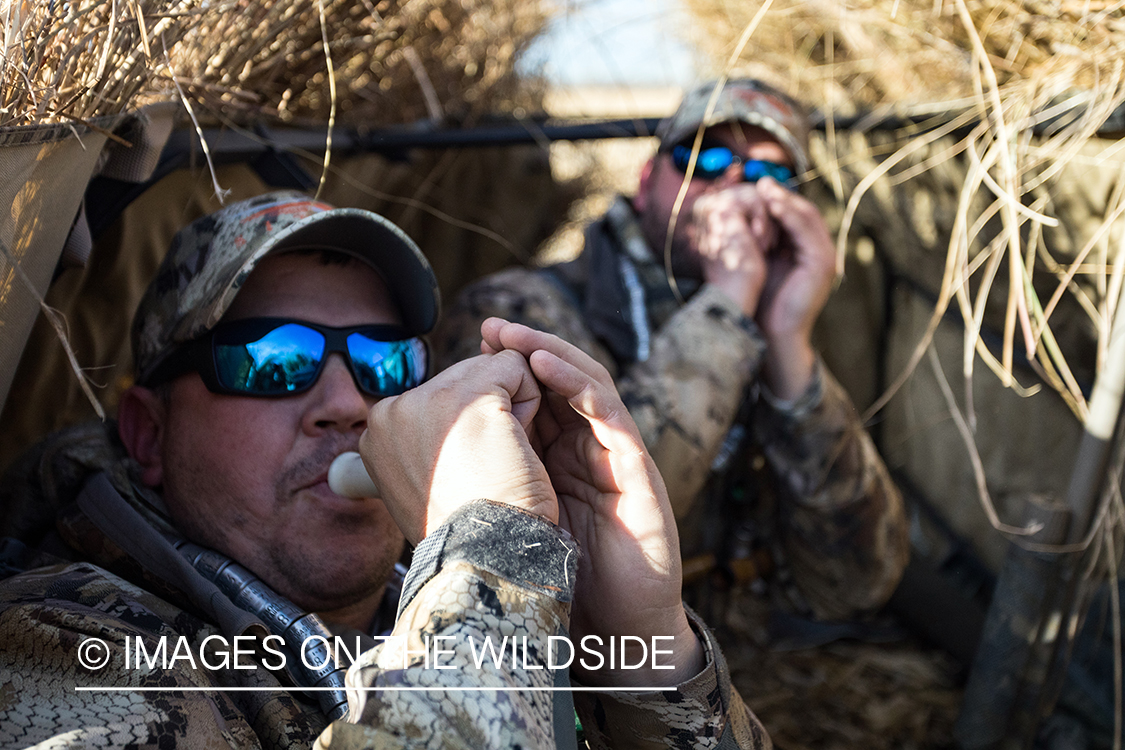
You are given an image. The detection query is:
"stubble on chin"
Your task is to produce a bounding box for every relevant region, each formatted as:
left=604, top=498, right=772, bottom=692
left=266, top=439, right=404, bottom=612
left=264, top=509, right=402, bottom=613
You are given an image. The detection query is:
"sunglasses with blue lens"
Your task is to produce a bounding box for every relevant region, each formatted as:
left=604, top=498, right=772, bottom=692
left=146, top=317, right=428, bottom=398
left=670, top=143, right=795, bottom=187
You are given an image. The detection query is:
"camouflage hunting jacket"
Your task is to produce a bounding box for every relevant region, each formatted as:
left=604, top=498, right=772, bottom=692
left=432, top=197, right=909, bottom=621
left=0, top=421, right=769, bottom=749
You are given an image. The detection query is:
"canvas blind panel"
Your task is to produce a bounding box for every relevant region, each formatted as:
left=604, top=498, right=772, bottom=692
left=0, top=125, right=109, bottom=416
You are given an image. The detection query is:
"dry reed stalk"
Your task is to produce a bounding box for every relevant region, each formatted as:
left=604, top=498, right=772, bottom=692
left=685, top=0, right=1125, bottom=112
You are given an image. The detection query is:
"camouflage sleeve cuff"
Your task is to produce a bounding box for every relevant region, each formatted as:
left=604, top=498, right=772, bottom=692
left=398, top=500, right=580, bottom=618
left=751, top=361, right=877, bottom=512
left=572, top=605, right=769, bottom=749
left=338, top=502, right=580, bottom=749
left=756, top=357, right=825, bottom=423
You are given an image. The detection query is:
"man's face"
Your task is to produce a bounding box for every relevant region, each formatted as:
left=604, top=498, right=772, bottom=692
left=634, top=121, right=793, bottom=278
left=157, top=252, right=406, bottom=620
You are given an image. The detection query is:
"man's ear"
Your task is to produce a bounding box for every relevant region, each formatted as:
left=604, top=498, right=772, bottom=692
left=117, top=386, right=167, bottom=488
left=633, top=156, right=658, bottom=214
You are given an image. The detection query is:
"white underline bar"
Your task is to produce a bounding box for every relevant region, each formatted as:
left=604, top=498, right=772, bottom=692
left=75, top=686, right=668, bottom=693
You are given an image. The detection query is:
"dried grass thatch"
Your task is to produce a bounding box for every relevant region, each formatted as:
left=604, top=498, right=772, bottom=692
left=2, top=0, right=550, bottom=130
left=1, top=0, right=199, bottom=128
left=156, top=0, right=549, bottom=127
left=684, top=0, right=1124, bottom=115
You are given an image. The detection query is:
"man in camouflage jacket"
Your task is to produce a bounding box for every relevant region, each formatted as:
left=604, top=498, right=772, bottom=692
left=433, top=80, right=909, bottom=623
left=0, top=193, right=769, bottom=748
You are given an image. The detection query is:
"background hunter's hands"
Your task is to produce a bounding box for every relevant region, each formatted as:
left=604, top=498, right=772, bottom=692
left=481, top=318, right=704, bottom=687
left=691, top=180, right=775, bottom=318
left=693, top=176, right=836, bottom=398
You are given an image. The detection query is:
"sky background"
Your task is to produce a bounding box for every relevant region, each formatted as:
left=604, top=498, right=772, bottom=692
left=522, top=0, right=700, bottom=87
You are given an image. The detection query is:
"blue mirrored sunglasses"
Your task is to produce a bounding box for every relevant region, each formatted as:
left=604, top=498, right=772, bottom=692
left=670, top=144, right=795, bottom=188
left=145, top=317, right=428, bottom=398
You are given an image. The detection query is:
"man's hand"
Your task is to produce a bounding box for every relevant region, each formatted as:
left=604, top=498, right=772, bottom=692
left=752, top=177, right=836, bottom=398
left=481, top=318, right=704, bottom=688
left=358, top=351, right=557, bottom=545
left=691, top=177, right=835, bottom=399
left=690, top=183, right=775, bottom=317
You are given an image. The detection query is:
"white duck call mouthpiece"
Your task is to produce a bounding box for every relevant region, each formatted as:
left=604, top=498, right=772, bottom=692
left=327, top=451, right=378, bottom=498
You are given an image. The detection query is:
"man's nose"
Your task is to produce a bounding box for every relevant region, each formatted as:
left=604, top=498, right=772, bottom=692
left=302, top=353, right=370, bottom=435
left=717, top=161, right=745, bottom=188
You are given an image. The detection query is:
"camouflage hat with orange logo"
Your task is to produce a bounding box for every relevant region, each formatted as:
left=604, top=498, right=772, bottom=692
left=656, top=79, right=811, bottom=175
left=132, top=191, right=440, bottom=384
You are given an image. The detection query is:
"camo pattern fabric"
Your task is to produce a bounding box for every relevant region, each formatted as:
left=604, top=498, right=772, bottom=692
left=323, top=559, right=563, bottom=749
left=324, top=499, right=575, bottom=748
left=0, top=561, right=328, bottom=749
left=324, top=502, right=769, bottom=750
left=752, top=366, right=909, bottom=619
left=431, top=198, right=908, bottom=621
left=0, top=420, right=143, bottom=547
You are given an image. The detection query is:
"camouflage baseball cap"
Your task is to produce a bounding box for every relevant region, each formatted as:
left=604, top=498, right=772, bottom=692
left=656, top=79, right=811, bottom=175
left=132, top=190, right=440, bottom=384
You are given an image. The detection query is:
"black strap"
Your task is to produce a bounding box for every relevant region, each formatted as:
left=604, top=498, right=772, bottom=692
left=76, top=472, right=264, bottom=639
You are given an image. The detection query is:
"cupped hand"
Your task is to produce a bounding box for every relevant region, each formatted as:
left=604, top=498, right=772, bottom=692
left=481, top=318, right=704, bottom=687
left=751, top=177, right=836, bottom=341
left=689, top=183, right=776, bottom=317
left=358, top=350, right=557, bottom=545
left=751, top=177, right=836, bottom=397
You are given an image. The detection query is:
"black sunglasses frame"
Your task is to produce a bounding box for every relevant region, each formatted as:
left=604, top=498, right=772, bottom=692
left=144, top=317, right=428, bottom=398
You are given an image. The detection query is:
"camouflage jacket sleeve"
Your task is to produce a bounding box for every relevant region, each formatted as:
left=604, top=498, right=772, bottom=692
left=614, top=285, right=765, bottom=519
left=318, top=499, right=576, bottom=749
left=0, top=561, right=330, bottom=749
left=432, top=272, right=766, bottom=519
left=752, top=363, right=909, bottom=619
left=320, top=499, right=769, bottom=750
left=573, top=607, right=771, bottom=750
